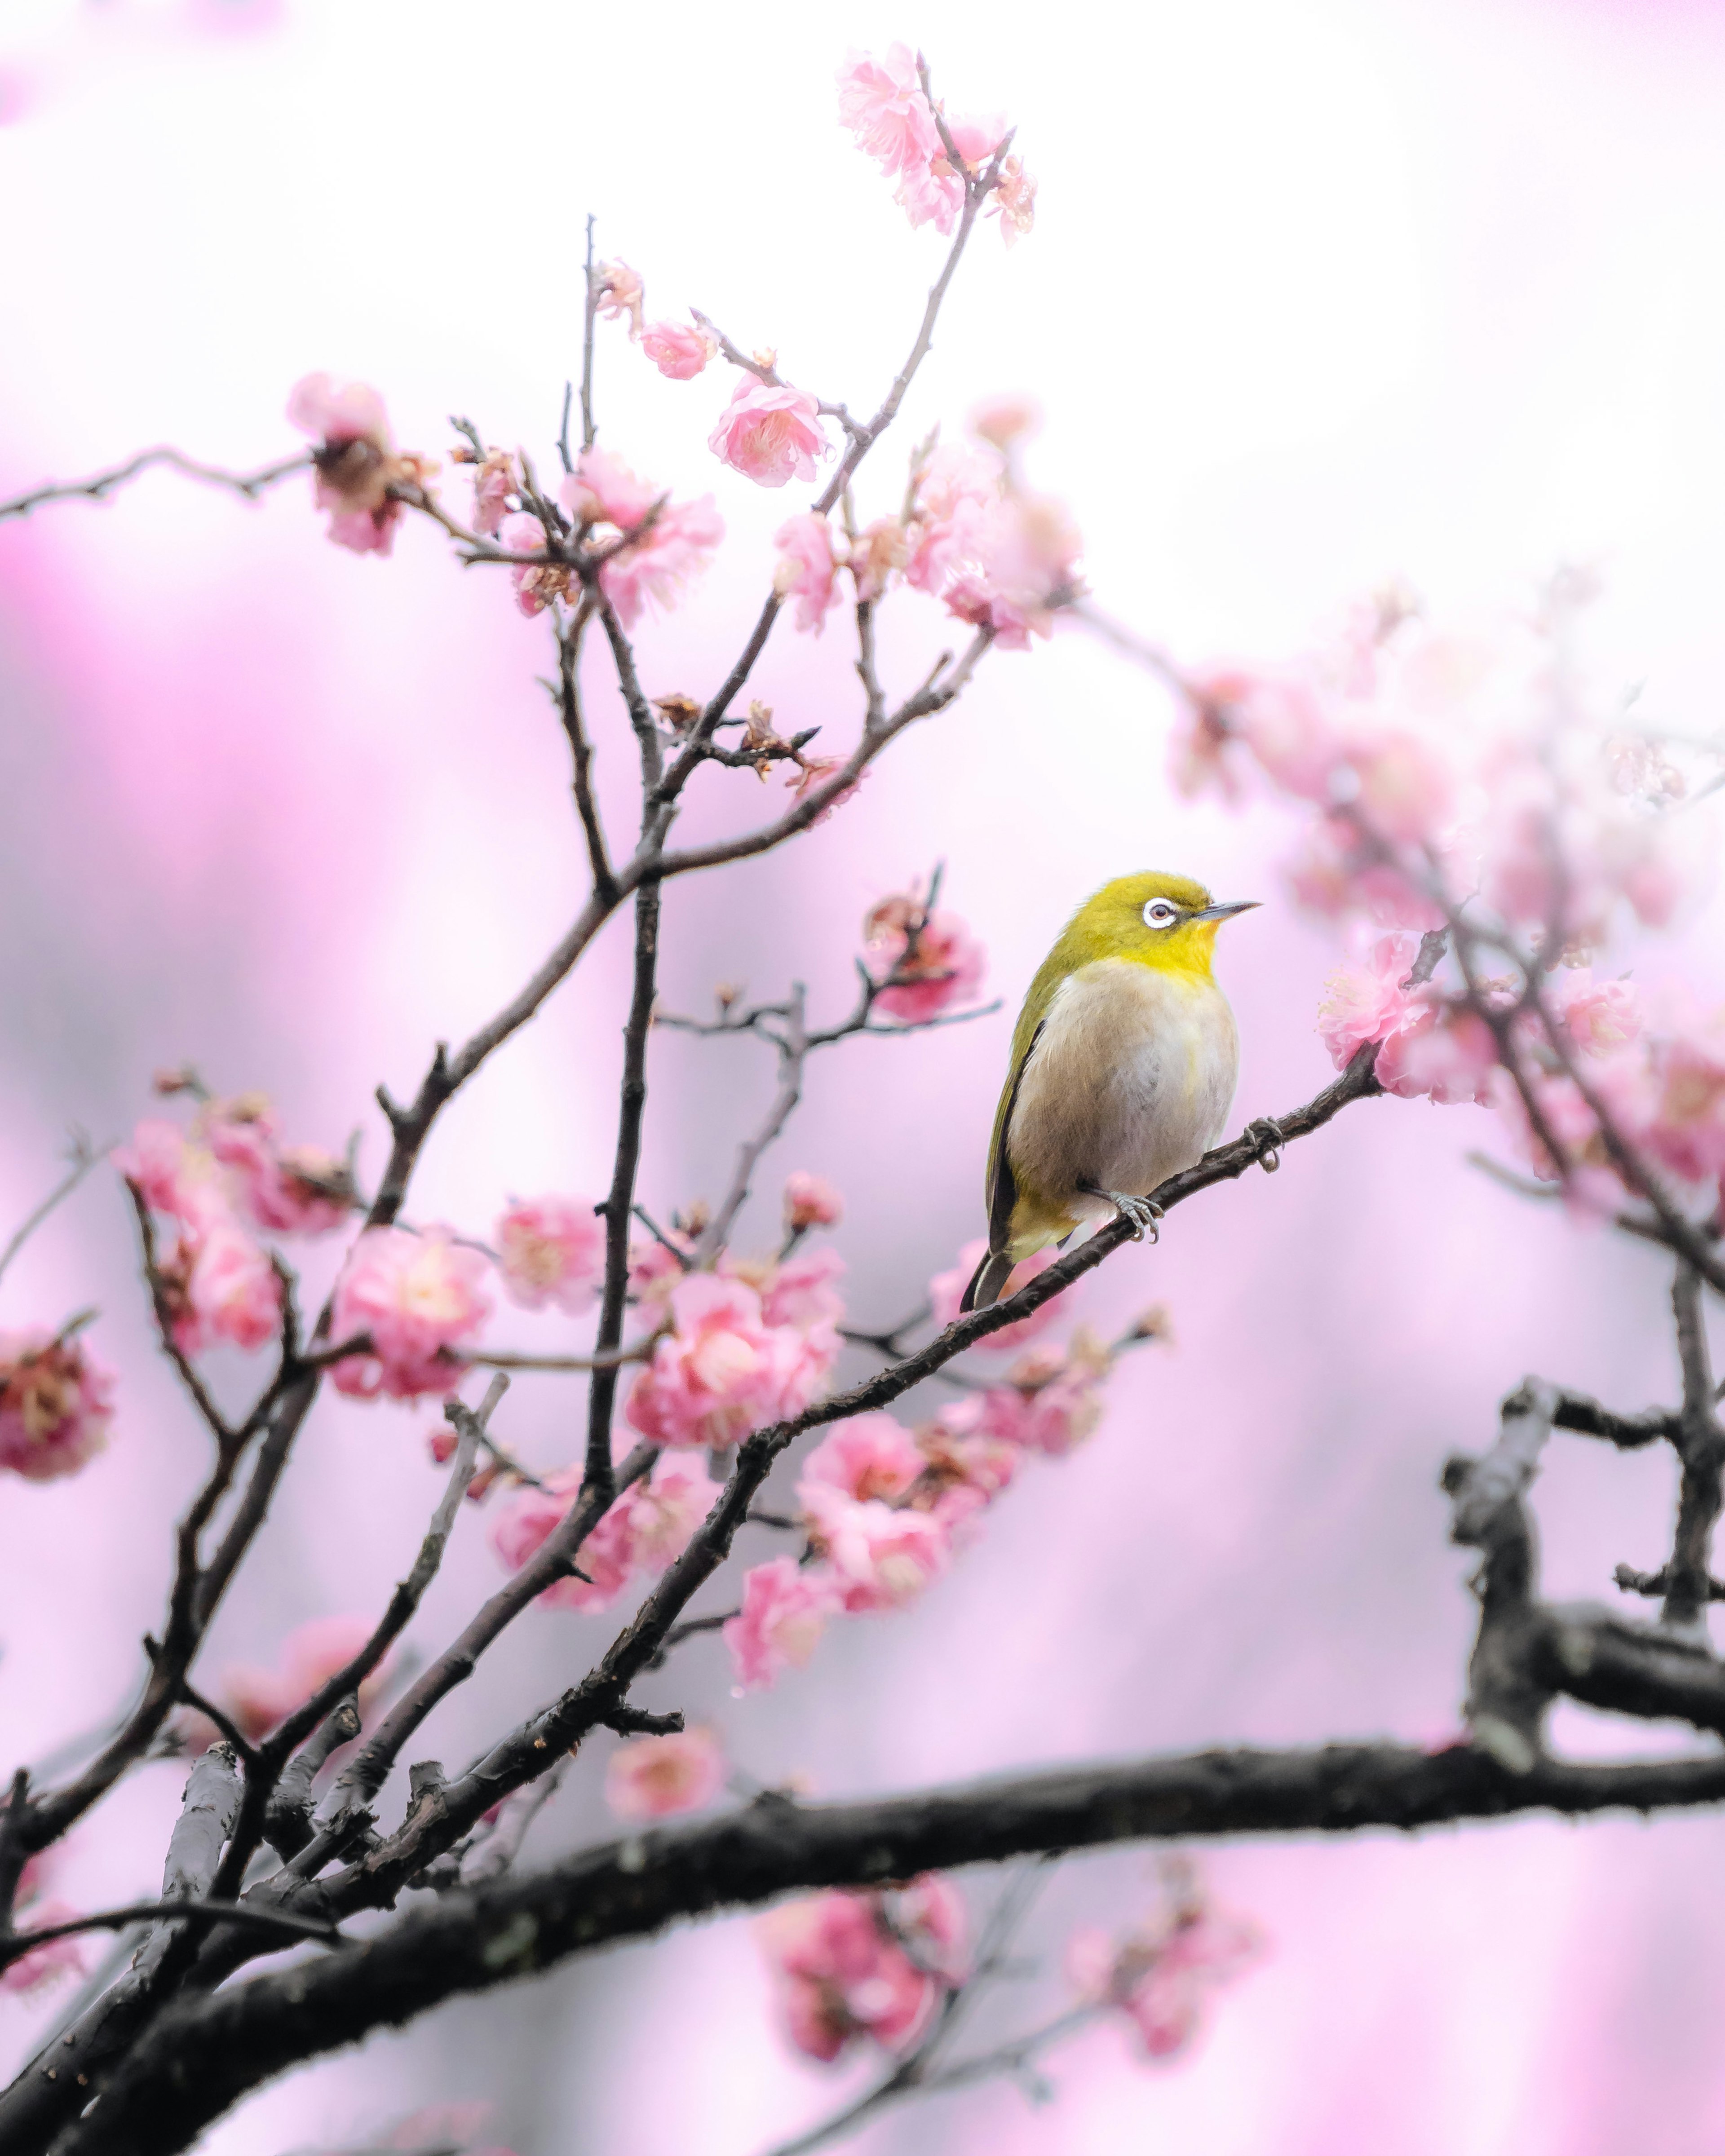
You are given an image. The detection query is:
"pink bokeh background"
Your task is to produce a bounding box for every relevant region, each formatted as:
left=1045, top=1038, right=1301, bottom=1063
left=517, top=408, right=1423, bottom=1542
left=4, top=1, right=1725, bottom=2151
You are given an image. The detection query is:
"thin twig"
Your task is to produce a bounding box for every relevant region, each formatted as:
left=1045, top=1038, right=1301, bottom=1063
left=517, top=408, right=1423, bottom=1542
left=0, top=449, right=309, bottom=524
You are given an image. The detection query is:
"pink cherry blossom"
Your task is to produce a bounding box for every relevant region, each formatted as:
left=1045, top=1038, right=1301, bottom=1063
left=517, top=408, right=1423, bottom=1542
left=991, top=154, right=1037, bottom=244
left=113, top=1119, right=222, bottom=1224
left=864, top=897, right=987, bottom=1022
left=927, top=1238, right=1072, bottom=1351
left=772, top=512, right=841, bottom=635
left=1315, top=937, right=1427, bottom=1067
left=836, top=44, right=940, bottom=180
left=783, top=1170, right=843, bottom=1230
left=798, top=1414, right=924, bottom=1507
left=600, top=495, right=724, bottom=628
left=0, top=1328, right=114, bottom=1482
left=496, top=511, right=574, bottom=619
left=1552, top=971, right=1643, bottom=1055
left=329, top=1226, right=492, bottom=1401
left=724, top=1555, right=841, bottom=1689
left=491, top=1467, right=632, bottom=1613
left=202, top=1096, right=353, bottom=1235
left=916, top=1409, right=1023, bottom=1521
left=564, top=446, right=660, bottom=532
left=624, top=1452, right=721, bottom=1572
left=1345, top=729, right=1457, bottom=848
left=627, top=1235, right=689, bottom=1310
left=1641, top=1009, right=1725, bottom=1188
left=757, top=1874, right=961, bottom=2062
left=914, top=491, right=1082, bottom=649
left=806, top=1492, right=950, bottom=1613
left=1376, top=1006, right=1500, bottom=1106
left=1067, top=1882, right=1262, bottom=2062
left=594, top=259, right=644, bottom=336
left=168, top=1216, right=283, bottom=1356
left=640, top=319, right=717, bottom=380
left=626, top=1273, right=826, bottom=1452
left=708, top=378, right=829, bottom=489
left=849, top=515, right=907, bottom=602
left=604, top=1727, right=725, bottom=1821
left=975, top=1335, right=1111, bottom=1457
left=1, top=1902, right=86, bottom=1995
left=286, top=372, right=412, bottom=557
left=969, top=393, right=1043, bottom=449
left=495, top=1195, right=604, bottom=1314
left=469, top=447, right=516, bottom=536
left=757, top=1245, right=845, bottom=1337
left=219, top=1612, right=383, bottom=1743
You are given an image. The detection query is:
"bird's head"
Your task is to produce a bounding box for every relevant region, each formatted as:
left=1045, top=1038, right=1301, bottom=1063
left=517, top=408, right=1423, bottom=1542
left=1065, top=872, right=1259, bottom=979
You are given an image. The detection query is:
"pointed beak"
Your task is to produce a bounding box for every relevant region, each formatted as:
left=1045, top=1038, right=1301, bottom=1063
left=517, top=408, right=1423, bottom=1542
left=1190, top=900, right=1260, bottom=923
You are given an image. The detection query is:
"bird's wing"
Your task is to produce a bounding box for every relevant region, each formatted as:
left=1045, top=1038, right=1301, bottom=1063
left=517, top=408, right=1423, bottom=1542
left=985, top=1016, right=1044, bottom=1253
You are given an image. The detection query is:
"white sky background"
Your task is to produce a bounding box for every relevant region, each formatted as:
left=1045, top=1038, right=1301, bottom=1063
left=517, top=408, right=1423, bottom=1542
left=3, top=2, right=1725, bottom=2153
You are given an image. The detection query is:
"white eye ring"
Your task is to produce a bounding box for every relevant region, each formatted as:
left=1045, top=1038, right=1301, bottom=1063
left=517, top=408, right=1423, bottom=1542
left=1142, top=900, right=1179, bottom=929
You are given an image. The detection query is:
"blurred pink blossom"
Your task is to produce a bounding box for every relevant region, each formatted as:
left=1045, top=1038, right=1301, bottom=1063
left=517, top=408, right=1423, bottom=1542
left=1, top=1902, right=86, bottom=1995
left=969, top=393, right=1042, bottom=449
left=496, top=511, right=572, bottom=619
left=772, top=512, right=840, bottom=634
left=1066, top=1874, right=1262, bottom=2061
left=1376, top=1007, right=1500, bottom=1107
left=724, top=1555, right=840, bottom=1690
left=601, top=495, right=724, bottom=628
left=928, top=1239, right=1070, bottom=1350
left=286, top=371, right=414, bottom=557
left=604, top=1727, right=725, bottom=1821
left=468, top=448, right=516, bottom=536
left=566, top=446, right=660, bottom=531
left=806, top=1492, right=950, bottom=1612
left=328, top=1227, right=492, bottom=1401
left=991, top=154, right=1037, bottom=244
left=757, top=1874, right=964, bottom=2061
left=113, top=1119, right=221, bottom=1224
left=1551, top=971, right=1643, bottom=1055
left=756, top=1245, right=845, bottom=1338
left=490, top=1453, right=718, bottom=1615
left=708, top=379, right=829, bottom=489
left=836, top=44, right=940, bottom=179
left=202, top=1096, right=353, bottom=1235
left=641, top=319, right=717, bottom=380
left=1316, top=937, right=1427, bottom=1067
left=495, top=1195, right=604, bottom=1314
left=217, top=1612, right=385, bottom=1743
left=783, top=1170, right=843, bottom=1231
left=167, top=1216, right=283, bottom=1356
left=594, top=259, right=644, bottom=336
left=864, top=896, right=987, bottom=1022
left=975, top=1334, right=1111, bottom=1456
left=0, top=1328, right=113, bottom=1482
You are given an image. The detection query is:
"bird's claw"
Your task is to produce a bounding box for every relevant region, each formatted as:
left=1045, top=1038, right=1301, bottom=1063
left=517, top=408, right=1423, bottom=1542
left=1091, top=1189, right=1161, bottom=1243
left=1245, top=1117, right=1283, bottom=1173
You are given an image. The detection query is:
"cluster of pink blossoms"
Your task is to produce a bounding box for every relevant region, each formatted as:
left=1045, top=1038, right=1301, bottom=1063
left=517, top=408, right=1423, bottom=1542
left=328, top=1225, right=492, bottom=1402
left=769, top=406, right=1078, bottom=654
left=0, top=1326, right=114, bottom=1482
left=493, top=442, right=724, bottom=627
left=493, top=1194, right=604, bottom=1313
left=757, top=1875, right=967, bottom=2062
left=489, top=1452, right=720, bottom=1614
left=836, top=44, right=1035, bottom=242
left=1066, top=1865, right=1262, bottom=2061
left=1173, top=592, right=1725, bottom=1212
left=624, top=1255, right=844, bottom=1453
left=116, top=1093, right=356, bottom=1362
left=725, top=1322, right=1116, bottom=1690
left=1, top=1851, right=86, bottom=1997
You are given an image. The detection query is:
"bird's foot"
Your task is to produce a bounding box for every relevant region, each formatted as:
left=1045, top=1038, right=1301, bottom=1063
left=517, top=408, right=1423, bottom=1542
left=1082, top=1186, right=1163, bottom=1243
left=1245, top=1117, right=1284, bottom=1173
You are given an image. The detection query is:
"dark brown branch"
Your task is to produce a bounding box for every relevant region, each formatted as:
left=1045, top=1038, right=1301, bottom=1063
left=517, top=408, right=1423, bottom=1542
left=554, top=600, right=615, bottom=899
left=56, top=1741, right=1725, bottom=2156
left=1663, top=1262, right=1725, bottom=1635
left=0, top=448, right=309, bottom=524
left=1505, top=1378, right=1679, bottom=1450
left=0, top=1900, right=335, bottom=1974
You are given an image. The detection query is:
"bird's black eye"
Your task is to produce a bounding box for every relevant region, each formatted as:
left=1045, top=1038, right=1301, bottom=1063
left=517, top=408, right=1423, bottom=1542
left=1142, top=900, right=1178, bottom=928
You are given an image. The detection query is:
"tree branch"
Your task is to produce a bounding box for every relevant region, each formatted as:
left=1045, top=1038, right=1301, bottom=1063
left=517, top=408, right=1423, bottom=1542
left=0, top=448, right=309, bottom=524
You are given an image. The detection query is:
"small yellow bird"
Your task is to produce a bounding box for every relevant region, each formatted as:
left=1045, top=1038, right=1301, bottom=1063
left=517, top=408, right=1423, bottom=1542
left=961, top=872, right=1258, bottom=1312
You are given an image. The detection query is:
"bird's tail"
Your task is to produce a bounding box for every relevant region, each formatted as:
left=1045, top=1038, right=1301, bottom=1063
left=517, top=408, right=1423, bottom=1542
left=960, top=1248, right=1016, bottom=1314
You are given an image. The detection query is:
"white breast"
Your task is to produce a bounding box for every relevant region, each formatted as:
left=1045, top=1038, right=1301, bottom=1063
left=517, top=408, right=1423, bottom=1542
left=1008, top=958, right=1239, bottom=1219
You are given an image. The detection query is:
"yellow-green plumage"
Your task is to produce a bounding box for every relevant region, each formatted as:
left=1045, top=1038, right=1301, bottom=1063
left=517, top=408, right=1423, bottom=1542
left=962, top=872, right=1254, bottom=1312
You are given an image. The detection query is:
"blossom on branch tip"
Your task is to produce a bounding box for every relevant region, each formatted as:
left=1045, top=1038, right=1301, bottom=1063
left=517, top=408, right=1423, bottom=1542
left=836, top=44, right=940, bottom=181
left=287, top=371, right=425, bottom=557
left=594, top=259, right=644, bottom=337
left=497, top=512, right=573, bottom=618
left=202, top=1095, right=354, bottom=1235
left=724, top=1555, right=840, bottom=1690
left=328, top=1226, right=491, bottom=1401
left=164, top=1216, right=283, bottom=1356
left=798, top=1413, right=924, bottom=1508
left=708, top=378, right=829, bottom=489
left=990, top=154, right=1037, bottom=244
left=641, top=318, right=717, bottom=380
left=468, top=448, right=516, bottom=537
left=605, top=1727, right=725, bottom=1821
left=495, top=1194, right=604, bottom=1314
left=863, top=895, right=986, bottom=1022
left=0, top=1328, right=113, bottom=1482
left=1316, top=937, right=1428, bottom=1068
left=772, top=512, right=840, bottom=634
left=783, top=1170, right=843, bottom=1231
